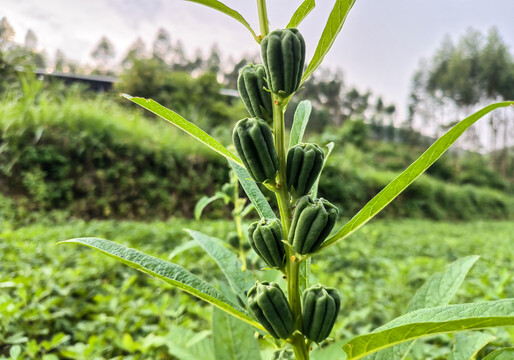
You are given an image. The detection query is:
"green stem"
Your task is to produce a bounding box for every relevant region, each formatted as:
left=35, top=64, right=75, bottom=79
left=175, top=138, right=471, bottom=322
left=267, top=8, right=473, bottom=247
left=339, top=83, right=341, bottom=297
left=256, top=4, right=307, bottom=358
left=272, top=94, right=289, bottom=220
left=256, top=0, right=270, bottom=38
left=232, top=171, right=247, bottom=271
left=272, top=94, right=309, bottom=360
left=234, top=212, right=247, bottom=271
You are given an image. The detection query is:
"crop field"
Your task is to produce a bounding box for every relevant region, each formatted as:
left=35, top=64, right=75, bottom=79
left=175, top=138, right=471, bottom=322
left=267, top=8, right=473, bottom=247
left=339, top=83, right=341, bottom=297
left=1, top=218, right=512, bottom=359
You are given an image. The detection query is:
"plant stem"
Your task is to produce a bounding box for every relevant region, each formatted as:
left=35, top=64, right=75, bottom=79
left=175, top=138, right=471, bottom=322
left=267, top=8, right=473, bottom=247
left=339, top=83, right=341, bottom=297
left=272, top=94, right=309, bottom=360
left=272, top=95, right=289, bottom=225
left=256, top=0, right=270, bottom=37
left=256, top=3, right=307, bottom=357
left=232, top=171, right=247, bottom=271
left=235, top=212, right=247, bottom=271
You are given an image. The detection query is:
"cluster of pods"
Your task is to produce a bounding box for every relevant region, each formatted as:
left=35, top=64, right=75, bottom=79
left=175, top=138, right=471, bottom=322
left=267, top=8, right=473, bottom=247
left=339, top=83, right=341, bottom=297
left=232, top=28, right=342, bottom=344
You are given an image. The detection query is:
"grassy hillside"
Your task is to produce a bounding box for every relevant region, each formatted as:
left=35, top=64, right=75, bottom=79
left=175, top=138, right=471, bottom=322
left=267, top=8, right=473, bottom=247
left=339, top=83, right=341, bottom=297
left=1, top=87, right=512, bottom=222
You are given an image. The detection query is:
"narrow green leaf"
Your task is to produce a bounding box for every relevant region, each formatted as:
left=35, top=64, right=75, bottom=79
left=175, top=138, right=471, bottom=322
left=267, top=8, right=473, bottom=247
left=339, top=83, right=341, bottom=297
left=289, top=100, right=312, bottom=148
left=321, top=101, right=514, bottom=251
left=212, top=307, right=262, bottom=360
left=122, top=95, right=244, bottom=167
left=366, top=256, right=480, bottom=360
left=187, top=230, right=255, bottom=306
left=59, top=238, right=263, bottom=331
left=195, top=194, right=225, bottom=220
left=311, top=142, right=334, bottom=198
left=228, top=160, right=277, bottom=219
left=451, top=332, right=496, bottom=360
left=287, top=0, right=315, bottom=28
left=240, top=203, right=255, bottom=218
left=482, top=348, right=514, bottom=360
left=184, top=0, right=259, bottom=43
left=299, top=257, right=311, bottom=294
left=169, top=239, right=212, bottom=260
left=301, top=0, right=356, bottom=83
left=343, top=299, right=514, bottom=360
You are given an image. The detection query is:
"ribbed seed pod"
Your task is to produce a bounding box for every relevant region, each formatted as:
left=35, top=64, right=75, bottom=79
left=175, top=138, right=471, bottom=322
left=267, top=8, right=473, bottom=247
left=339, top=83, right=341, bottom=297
left=247, top=281, right=295, bottom=339
left=302, top=284, right=341, bottom=343
left=248, top=218, right=285, bottom=269
left=289, top=196, right=339, bottom=255
left=287, top=143, right=325, bottom=199
left=261, top=28, right=306, bottom=97
left=238, top=64, right=273, bottom=125
left=233, top=118, right=279, bottom=183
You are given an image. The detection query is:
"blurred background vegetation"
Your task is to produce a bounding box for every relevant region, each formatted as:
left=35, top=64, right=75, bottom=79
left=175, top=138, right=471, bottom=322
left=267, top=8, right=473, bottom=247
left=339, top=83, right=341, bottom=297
left=0, top=17, right=513, bottom=359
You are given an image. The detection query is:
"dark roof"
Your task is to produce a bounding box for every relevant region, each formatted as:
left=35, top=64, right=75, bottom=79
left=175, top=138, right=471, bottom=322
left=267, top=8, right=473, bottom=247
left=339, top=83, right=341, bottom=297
left=35, top=69, right=117, bottom=83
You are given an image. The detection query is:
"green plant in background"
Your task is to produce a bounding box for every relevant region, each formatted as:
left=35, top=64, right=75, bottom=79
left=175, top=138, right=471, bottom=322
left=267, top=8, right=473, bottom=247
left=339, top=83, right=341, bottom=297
left=61, top=1, right=514, bottom=359
left=194, top=168, right=255, bottom=270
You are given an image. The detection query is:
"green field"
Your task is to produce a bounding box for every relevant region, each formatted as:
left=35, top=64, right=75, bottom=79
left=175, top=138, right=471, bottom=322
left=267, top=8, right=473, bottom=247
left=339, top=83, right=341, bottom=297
left=1, top=218, right=513, bottom=359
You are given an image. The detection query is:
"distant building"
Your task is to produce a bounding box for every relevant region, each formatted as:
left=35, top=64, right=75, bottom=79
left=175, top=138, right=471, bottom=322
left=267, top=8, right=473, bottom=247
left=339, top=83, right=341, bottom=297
left=34, top=69, right=117, bottom=92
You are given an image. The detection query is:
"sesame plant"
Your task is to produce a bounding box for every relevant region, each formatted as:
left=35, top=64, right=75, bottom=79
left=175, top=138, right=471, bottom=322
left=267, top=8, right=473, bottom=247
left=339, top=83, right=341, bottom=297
left=61, top=1, right=514, bottom=359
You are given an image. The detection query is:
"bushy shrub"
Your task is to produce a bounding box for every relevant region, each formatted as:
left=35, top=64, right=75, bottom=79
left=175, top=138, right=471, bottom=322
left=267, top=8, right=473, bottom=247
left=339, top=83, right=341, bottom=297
left=116, top=58, right=247, bottom=131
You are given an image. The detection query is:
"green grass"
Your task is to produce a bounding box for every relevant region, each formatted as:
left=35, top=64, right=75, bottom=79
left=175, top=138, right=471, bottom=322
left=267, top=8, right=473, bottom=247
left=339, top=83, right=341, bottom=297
left=1, top=218, right=513, bottom=359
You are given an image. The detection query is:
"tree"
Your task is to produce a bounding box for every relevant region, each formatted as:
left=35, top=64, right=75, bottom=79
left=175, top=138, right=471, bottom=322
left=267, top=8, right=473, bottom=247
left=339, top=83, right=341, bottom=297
left=22, top=30, right=47, bottom=68
left=0, top=49, right=18, bottom=92
left=54, top=49, right=66, bottom=72
left=479, top=28, right=514, bottom=175
left=171, top=40, right=188, bottom=71
left=188, top=49, right=204, bottom=73
left=206, top=44, right=221, bottom=74
left=0, top=17, right=15, bottom=50
left=152, top=28, right=172, bottom=63
left=319, top=69, right=344, bottom=124
left=24, top=29, right=38, bottom=51
left=122, top=37, right=146, bottom=68
left=224, top=57, right=247, bottom=88
left=409, top=27, right=514, bottom=175
left=91, top=36, right=116, bottom=74
left=343, top=87, right=370, bottom=120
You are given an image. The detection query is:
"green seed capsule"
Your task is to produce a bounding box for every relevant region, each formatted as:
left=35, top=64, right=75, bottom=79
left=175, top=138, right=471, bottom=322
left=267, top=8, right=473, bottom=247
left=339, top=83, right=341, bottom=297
left=302, top=284, right=341, bottom=343
left=247, top=281, right=295, bottom=339
left=261, top=28, right=306, bottom=97
left=233, top=118, right=279, bottom=183
left=238, top=64, right=273, bottom=125
left=287, top=143, right=325, bottom=199
left=289, top=196, right=339, bottom=255
left=248, top=218, right=285, bottom=269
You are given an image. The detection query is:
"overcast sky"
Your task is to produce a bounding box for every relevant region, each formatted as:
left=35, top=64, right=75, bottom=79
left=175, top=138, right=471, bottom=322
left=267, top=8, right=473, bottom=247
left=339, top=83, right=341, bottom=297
left=3, top=0, right=514, bottom=118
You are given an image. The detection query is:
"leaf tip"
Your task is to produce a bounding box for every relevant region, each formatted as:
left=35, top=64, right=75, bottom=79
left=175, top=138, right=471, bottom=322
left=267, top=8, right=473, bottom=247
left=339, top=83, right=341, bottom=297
left=56, top=239, right=78, bottom=245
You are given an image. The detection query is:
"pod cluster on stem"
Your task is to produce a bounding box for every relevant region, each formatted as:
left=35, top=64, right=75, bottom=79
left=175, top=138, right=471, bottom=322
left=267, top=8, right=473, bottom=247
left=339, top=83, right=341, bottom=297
left=233, top=28, right=341, bottom=357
